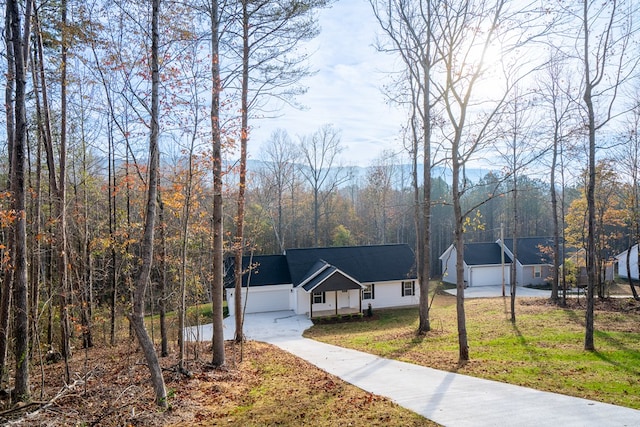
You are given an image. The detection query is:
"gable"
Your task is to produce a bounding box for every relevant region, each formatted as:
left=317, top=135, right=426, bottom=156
left=301, top=266, right=363, bottom=292
left=285, top=244, right=416, bottom=286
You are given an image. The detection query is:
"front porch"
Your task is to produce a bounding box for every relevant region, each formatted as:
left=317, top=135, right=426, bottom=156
left=311, top=307, right=362, bottom=319
left=303, top=264, right=364, bottom=319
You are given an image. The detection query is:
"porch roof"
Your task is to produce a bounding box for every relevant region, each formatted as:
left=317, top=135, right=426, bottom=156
left=301, top=263, right=363, bottom=293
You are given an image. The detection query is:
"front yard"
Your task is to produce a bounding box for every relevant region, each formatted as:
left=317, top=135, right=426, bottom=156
left=304, top=293, right=640, bottom=409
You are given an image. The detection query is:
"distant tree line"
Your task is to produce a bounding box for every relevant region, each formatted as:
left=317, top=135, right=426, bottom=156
left=2, top=0, right=640, bottom=408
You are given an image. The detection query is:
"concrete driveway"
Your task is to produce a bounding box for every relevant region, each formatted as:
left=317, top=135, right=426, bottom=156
left=444, top=284, right=551, bottom=298
left=186, top=310, right=640, bottom=426
left=184, top=310, right=313, bottom=342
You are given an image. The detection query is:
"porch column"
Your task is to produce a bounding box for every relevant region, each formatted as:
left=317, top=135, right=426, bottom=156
left=310, top=293, right=313, bottom=318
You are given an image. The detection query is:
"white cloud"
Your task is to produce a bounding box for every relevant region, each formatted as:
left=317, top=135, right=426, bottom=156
left=251, top=0, right=407, bottom=167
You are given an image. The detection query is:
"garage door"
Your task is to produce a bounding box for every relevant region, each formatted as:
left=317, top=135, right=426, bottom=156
left=229, top=286, right=291, bottom=315
left=470, top=266, right=509, bottom=287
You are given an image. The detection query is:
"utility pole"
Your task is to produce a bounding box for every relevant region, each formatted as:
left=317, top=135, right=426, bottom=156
left=501, top=223, right=505, bottom=297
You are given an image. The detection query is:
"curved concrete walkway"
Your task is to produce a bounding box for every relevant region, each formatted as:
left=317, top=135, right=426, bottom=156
left=186, top=311, right=640, bottom=426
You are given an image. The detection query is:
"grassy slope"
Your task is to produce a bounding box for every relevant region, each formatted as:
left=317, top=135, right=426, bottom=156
left=304, top=294, right=640, bottom=409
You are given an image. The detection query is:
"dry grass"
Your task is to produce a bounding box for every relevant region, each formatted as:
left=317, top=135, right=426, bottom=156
left=1, top=340, right=435, bottom=426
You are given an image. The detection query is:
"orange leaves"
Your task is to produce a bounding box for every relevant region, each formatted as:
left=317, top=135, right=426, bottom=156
left=0, top=208, right=18, bottom=228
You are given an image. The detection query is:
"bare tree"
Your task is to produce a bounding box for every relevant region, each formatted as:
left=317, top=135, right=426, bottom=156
left=128, top=0, right=168, bottom=407
left=430, top=0, right=548, bottom=361
left=538, top=52, right=581, bottom=304
left=207, top=0, right=226, bottom=367
left=258, top=129, right=299, bottom=252
left=370, top=0, right=438, bottom=334
left=7, top=0, right=33, bottom=401
left=0, top=0, right=17, bottom=390
left=575, top=0, right=639, bottom=351
left=232, top=0, right=328, bottom=343
left=364, top=150, right=398, bottom=245
left=298, top=124, right=350, bottom=247
left=496, top=86, right=542, bottom=322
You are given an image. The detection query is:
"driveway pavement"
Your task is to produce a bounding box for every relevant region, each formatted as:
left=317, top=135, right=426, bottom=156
left=187, top=309, right=640, bottom=426
left=444, top=284, right=551, bottom=298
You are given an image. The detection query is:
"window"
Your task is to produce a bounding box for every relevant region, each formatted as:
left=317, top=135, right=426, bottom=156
left=402, top=281, right=415, bottom=296
left=312, top=292, right=325, bottom=304
left=363, top=284, right=375, bottom=300
left=534, top=266, right=542, bottom=278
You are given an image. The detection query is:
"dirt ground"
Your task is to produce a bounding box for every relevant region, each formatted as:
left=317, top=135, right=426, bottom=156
left=0, top=339, right=431, bottom=426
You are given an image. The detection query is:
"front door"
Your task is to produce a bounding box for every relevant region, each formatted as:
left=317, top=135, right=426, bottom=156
left=338, top=290, right=350, bottom=308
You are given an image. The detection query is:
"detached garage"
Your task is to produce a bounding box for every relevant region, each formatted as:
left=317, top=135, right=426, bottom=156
left=440, top=242, right=511, bottom=287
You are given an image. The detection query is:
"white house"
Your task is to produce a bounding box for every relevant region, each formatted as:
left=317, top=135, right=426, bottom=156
left=439, top=242, right=511, bottom=287
left=225, top=244, right=419, bottom=318
left=615, top=245, right=639, bottom=280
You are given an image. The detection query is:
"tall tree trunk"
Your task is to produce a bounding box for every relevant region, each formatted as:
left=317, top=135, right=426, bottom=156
left=510, top=176, right=518, bottom=323
left=108, top=124, right=117, bottom=346
left=453, top=139, right=469, bottom=362
left=158, top=195, right=168, bottom=357
left=178, top=147, right=196, bottom=371
left=58, top=0, right=72, bottom=379
left=8, top=0, right=33, bottom=401
left=209, top=0, right=225, bottom=367
left=28, top=33, right=44, bottom=355
left=550, top=121, right=560, bottom=302
left=129, top=0, right=168, bottom=407
left=234, top=0, right=250, bottom=344
left=582, top=0, right=596, bottom=352
left=510, top=127, right=519, bottom=323
left=80, top=100, right=93, bottom=349
left=0, top=0, right=16, bottom=388
left=418, top=48, right=432, bottom=334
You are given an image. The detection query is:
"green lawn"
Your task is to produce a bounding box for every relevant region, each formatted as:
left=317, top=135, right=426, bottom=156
left=304, top=294, right=640, bottom=409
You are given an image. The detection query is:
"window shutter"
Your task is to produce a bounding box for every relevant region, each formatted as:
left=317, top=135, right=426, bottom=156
left=401, top=283, right=405, bottom=297
left=372, top=284, right=375, bottom=299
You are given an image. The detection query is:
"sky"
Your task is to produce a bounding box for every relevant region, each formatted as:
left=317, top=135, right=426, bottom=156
left=251, top=0, right=408, bottom=167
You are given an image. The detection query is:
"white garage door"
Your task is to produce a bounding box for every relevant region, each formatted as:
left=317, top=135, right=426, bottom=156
left=469, top=266, right=509, bottom=287
left=228, top=286, right=291, bottom=315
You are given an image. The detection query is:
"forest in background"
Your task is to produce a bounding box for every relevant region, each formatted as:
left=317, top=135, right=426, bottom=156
left=3, top=0, right=640, bottom=409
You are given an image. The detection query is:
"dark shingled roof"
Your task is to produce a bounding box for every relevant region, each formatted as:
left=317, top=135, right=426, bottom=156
left=285, top=244, right=417, bottom=287
left=300, top=263, right=362, bottom=292
left=225, top=244, right=416, bottom=289
left=463, top=242, right=512, bottom=266
left=225, top=255, right=291, bottom=288
left=503, top=237, right=553, bottom=265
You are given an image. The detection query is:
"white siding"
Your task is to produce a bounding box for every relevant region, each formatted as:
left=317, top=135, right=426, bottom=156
left=365, top=280, right=419, bottom=309
left=441, top=246, right=458, bottom=284
left=294, top=288, right=309, bottom=315
left=617, top=245, right=639, bottom=280
left=294, top=289, right=362, bottom=316
left=226, top=284, right=292, bottom=316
